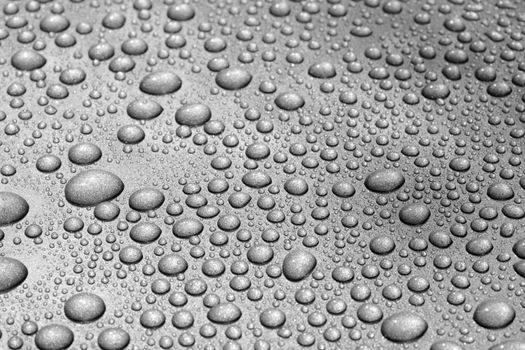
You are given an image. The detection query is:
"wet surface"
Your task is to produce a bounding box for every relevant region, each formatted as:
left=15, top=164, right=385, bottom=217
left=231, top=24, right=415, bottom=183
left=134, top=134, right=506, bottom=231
left=0, top=0, right=524, bottom=349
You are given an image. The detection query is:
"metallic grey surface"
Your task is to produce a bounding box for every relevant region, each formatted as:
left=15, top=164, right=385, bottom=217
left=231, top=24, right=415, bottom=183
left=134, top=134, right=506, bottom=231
left=0, top=0, right=523, bottom=349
